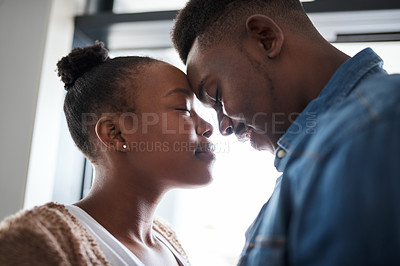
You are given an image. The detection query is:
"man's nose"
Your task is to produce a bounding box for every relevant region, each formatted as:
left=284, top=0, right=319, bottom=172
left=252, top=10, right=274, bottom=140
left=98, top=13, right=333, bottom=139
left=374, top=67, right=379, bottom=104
left=218, top=114, right=233, bottom=136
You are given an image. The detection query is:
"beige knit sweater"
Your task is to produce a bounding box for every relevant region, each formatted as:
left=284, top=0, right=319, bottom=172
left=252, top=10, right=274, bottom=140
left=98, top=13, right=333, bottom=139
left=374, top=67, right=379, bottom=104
left=0, top=202, right=189, bottom=265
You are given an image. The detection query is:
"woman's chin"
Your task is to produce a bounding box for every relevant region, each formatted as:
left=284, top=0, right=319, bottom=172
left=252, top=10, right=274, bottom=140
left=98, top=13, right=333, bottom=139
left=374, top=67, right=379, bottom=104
left=181, top=170, right=214, bottom=188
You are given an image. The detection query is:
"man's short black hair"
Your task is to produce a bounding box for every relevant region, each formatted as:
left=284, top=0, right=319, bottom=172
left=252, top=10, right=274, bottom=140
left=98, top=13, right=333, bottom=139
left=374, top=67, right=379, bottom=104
left=171, top=0, right=307, bottom=64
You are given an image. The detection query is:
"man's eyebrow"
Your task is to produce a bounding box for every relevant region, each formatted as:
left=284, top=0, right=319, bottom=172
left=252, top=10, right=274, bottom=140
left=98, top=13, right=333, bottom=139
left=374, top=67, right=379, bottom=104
left=197, top=75, right=209, bottom=101
left=163, top=88, right=193, bottom=98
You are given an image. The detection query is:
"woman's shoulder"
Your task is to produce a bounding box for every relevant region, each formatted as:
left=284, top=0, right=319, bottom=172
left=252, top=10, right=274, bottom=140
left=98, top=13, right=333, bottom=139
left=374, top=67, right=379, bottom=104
left=0, top=202, right=109, bottom=265
left=0, top=202, right=68, bottom=236
left=0, top=202, right=86, bottom=241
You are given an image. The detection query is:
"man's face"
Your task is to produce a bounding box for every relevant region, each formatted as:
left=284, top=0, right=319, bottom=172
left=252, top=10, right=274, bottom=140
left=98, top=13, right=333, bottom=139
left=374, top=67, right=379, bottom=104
left=186, top=39, right=291, bottom=152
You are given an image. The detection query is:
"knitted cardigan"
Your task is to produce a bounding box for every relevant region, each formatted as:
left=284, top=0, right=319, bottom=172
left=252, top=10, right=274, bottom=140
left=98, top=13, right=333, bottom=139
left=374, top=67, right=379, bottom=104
left=0, top=202, right=189, bottom=265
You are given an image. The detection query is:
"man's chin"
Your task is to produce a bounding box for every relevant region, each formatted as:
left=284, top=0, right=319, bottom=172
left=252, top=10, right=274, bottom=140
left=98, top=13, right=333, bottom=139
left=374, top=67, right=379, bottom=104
left=249, top=130, right=275, bottom=153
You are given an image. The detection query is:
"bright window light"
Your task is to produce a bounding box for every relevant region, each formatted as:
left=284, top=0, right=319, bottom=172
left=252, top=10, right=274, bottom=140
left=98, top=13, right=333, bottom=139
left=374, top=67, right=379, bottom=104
left=113, top=0, right=188, bottom=13
left=113, top=0, right=315, bottom=13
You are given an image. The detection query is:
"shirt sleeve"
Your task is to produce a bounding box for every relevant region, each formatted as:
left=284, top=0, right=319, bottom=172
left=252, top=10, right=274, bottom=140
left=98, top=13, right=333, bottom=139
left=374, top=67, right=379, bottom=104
left=288, top=117, right=400, bottom=266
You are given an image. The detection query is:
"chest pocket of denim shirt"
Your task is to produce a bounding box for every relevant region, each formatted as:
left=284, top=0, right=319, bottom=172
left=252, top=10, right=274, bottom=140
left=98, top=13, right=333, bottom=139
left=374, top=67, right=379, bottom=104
left=242, top=235, right=286, bottom=266
left=238, top=176, right=289, bottom=266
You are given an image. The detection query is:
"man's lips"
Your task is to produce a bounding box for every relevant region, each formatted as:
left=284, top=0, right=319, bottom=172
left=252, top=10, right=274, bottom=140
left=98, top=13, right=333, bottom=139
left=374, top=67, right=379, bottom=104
left=234, top=123, right=246, bottom=135
left=235, top=124, right=253, bottom=143
left=248, top=129, right=258, bottom=148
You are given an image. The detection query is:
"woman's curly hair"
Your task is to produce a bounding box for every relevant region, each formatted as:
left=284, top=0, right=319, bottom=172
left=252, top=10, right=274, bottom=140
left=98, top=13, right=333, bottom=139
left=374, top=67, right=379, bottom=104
left=57, top=42, right=157, bottom=162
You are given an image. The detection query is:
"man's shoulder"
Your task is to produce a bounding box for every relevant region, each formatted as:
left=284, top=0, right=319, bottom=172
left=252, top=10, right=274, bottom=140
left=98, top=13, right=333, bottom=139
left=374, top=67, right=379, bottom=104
left=319, top=73, right=399, bottom=142
left=353, top=72, right=400, bottom=113
left=291, top=72, right=400, bottom=162
left=283, top=72, right=400, bottom=199
left=333, top=72, right=399, bottom=121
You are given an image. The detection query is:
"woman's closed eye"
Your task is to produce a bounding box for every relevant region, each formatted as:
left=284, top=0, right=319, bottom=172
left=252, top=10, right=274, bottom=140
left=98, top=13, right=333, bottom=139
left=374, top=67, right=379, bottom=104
left=176, top=108, right=191, bottom=114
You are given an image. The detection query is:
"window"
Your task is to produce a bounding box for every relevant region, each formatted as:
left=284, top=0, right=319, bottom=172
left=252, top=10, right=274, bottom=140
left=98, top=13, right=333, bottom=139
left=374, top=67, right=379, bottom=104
left=113, top=0, right=188, bottom=13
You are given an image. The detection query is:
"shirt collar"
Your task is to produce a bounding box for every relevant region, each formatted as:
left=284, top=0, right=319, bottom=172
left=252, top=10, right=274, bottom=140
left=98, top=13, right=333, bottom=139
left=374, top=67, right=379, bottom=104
left=274, top=48, right=384, bottom=171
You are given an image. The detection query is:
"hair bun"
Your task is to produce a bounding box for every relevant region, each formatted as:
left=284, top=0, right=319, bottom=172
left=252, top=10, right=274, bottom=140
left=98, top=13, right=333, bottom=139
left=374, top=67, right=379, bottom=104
left=57, top=41, right=109, bottom=91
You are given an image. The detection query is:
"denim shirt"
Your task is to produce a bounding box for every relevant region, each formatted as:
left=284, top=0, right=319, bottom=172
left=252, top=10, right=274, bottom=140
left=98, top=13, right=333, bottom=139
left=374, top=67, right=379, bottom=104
left=238, top=48, right=400, bottom=266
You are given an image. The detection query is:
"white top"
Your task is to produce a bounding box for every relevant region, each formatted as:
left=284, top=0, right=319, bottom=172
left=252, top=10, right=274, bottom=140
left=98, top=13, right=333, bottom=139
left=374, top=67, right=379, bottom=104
left=65, top=205, right=188, bottom=266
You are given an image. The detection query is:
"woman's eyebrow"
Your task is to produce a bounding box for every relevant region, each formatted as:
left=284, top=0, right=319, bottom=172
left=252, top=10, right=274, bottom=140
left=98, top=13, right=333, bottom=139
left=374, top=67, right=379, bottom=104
left=163, top=88, right=193, bottom=98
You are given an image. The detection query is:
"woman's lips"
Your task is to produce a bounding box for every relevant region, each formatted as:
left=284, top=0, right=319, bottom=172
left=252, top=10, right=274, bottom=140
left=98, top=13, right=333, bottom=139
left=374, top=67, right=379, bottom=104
left=195, top=150, right=216, bottom=161
left=195, top=143, right=216, bottom=161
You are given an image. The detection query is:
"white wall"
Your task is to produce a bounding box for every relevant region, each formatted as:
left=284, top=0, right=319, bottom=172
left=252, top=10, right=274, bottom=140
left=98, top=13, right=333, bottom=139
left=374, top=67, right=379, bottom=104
left=0, top=0, right=79, bottom=220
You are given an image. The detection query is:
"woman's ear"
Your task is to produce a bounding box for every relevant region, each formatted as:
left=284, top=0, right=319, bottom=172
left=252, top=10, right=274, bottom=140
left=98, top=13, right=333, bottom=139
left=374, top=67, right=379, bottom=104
left=245, top=15, right=284, bottom=59
left=95, top=116, right=129, bottom=152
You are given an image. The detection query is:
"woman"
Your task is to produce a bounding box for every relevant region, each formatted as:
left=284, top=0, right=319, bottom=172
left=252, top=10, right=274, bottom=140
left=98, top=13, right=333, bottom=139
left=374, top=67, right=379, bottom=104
left=0, top=42, right=215, bottom=265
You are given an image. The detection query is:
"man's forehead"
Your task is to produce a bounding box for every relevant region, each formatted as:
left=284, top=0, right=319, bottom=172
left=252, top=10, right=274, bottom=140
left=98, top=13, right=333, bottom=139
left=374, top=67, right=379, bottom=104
left=186, top=38, right=203, bottom=69
left=186, top=38, right=205, bottom=94
left=186, top=38, right=229, bottom=98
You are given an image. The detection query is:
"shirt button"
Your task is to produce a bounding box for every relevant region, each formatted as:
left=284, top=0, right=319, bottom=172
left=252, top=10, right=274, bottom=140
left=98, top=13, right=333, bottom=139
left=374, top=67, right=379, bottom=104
left=277, top=149, right=286, bottom=159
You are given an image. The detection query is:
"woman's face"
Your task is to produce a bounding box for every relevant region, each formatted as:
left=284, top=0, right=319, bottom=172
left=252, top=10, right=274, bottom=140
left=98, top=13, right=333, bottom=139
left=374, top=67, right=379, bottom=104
left=122, top=63, right=215, bottom=188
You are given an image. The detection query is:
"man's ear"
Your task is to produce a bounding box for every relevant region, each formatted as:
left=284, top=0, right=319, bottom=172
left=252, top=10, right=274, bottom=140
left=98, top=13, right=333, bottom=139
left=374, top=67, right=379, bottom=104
left=245, top=15, right=284, bottom=59
left=95, top=116, right=128, bottom=152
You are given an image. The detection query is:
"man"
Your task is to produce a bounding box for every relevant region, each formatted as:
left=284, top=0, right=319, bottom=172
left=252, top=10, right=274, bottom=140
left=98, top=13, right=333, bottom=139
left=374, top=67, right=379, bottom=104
left=171, top=0, right=400, bottom=265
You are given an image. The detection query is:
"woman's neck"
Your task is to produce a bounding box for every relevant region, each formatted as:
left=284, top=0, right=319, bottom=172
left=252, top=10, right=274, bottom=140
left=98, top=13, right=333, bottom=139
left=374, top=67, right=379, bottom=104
left=74, top=169, right=166, bottom=246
